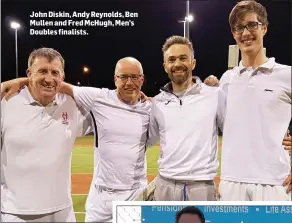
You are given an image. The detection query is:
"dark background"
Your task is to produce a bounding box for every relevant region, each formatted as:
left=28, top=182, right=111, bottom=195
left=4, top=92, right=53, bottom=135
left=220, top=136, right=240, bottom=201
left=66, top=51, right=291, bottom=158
left=1, top=0, right=291, bottom=96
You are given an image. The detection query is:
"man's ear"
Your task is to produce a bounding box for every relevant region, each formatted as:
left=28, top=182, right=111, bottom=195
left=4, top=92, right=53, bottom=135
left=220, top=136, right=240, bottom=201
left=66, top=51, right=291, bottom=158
left=231, top=29, right=237, bottom=41
left=140, top=75, right=145, bottom=87
left=191, top=59, right=196, bottom=70
left=163, top=62, right=168, bottom=73
left=262, top=24, right=268, bottom=36
left=114, top=75, right=118, bottom=87
left=26, top=69, right=31, bottom=77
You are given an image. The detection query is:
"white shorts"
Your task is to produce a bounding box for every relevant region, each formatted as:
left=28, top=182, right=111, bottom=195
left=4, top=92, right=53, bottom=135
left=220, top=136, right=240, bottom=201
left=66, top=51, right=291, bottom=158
left=85, top=183, right=145, bottom=222
left=1, top=205, right=75, bottom=222
left=219, top=180, right=291, bottom=201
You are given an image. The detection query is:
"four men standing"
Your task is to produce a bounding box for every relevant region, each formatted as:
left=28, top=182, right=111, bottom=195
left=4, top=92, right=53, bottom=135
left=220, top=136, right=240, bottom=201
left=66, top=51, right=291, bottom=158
left=1, top=1, right=291, bottom=223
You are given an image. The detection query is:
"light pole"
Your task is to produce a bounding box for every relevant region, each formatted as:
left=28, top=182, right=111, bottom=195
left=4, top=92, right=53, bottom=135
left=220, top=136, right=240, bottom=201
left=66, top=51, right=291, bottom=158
left=178, top=15, right=193, bottom=38
left=186, top=0, right=190, bottom=39
left=10, top=21, right=21, bottom=78
left=178, top=20, right=186, bottom=38
left=83, top=66, right=90, bottom=86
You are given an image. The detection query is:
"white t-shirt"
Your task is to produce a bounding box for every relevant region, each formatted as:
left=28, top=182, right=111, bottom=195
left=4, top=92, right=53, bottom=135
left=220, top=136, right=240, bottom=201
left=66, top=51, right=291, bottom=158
left=220, top=58, right=291, bottom=185
left=73, top=86, right=151, bottom=190
left=149, top=83, right=226, bottom=181
left=1, top=87, right=91, bottom=215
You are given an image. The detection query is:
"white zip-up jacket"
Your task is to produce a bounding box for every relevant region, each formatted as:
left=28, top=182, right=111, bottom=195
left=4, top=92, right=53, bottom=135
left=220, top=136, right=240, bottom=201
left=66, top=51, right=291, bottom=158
left=149, top=81, right=226, bottom=181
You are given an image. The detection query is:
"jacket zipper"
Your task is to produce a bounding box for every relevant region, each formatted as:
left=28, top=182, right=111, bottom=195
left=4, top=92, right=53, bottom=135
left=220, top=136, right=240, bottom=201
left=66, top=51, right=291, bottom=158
left=160, top=87, right=183, bottom=106
left=170, top=92, right=182, bottom=106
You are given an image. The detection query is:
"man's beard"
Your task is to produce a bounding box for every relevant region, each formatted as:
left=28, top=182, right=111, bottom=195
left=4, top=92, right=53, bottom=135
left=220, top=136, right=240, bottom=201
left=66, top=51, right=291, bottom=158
left=168, top=69, right=191, bottom=85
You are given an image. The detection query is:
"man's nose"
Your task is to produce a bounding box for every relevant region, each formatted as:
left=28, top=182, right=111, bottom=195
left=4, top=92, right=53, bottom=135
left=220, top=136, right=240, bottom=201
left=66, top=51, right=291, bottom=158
left=125, top=77, right=134, bottom=85
left=242, top=27, right=252, bottom=36
left=44, top=73, right=54, bottom=83
left=174, top=59, right=183, bottom=67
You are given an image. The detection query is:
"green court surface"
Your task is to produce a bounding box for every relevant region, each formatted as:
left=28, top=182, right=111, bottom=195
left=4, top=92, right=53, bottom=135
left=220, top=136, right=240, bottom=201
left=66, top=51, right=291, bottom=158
left=71, top=136, right=222, bottom=222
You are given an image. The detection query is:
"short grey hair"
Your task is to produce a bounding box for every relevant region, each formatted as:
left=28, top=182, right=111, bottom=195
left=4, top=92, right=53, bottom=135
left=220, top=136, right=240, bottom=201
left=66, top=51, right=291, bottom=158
left=162, top=36, right=195, bottom=58
left=28, top=47, right=65, bottom=69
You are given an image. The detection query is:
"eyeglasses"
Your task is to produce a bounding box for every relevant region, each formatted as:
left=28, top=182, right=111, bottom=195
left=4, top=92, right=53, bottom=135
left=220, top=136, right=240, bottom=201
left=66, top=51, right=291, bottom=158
left=116, top=74, right=142, bottom=82
left=233, top=21, right=263, bottom=34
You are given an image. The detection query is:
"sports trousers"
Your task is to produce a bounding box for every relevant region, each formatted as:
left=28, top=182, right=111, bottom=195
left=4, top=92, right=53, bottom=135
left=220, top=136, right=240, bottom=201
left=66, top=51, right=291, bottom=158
left=85, top=183, right=145, bottom=223
left=1, top=205, right=75, bottom=222
left=154, top=175, right=217, bottom=201
left=219, top=180, right=291, bottom=201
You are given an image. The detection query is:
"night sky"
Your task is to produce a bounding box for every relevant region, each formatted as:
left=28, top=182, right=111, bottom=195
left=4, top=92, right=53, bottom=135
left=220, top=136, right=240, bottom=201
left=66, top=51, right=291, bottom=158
left=2, top=0, right=291, bottom=96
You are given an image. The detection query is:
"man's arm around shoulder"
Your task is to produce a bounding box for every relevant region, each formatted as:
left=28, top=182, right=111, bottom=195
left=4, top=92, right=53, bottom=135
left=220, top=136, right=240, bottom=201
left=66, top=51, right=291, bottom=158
left=1, top=78, right=29, bottom=100
left=59, top=82, right=74, bottom=98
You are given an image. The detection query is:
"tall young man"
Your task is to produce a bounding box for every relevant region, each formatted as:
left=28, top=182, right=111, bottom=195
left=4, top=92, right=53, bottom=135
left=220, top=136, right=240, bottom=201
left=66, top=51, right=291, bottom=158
left=218, top=0, right=291, bottom=200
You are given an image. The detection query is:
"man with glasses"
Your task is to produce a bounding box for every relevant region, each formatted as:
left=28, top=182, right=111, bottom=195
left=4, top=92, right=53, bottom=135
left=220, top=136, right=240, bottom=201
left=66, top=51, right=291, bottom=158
left=56, top=57, right=151, bottom=222
left=233, top=21, right=263, bottom=35
left=211, top=0, right=291, bottom=201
